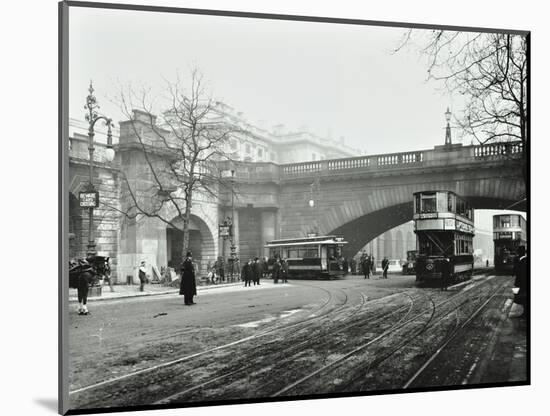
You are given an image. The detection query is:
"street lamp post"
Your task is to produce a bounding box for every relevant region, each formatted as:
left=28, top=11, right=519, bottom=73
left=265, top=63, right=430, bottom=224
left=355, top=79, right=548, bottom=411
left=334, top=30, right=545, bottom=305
left=444, top=107, right=452, bottom=146
left=229, top=169, right=237, bottom=280
left=84, top=81, right=115, bottom=257
left=308, top=177, right=320, bottom=236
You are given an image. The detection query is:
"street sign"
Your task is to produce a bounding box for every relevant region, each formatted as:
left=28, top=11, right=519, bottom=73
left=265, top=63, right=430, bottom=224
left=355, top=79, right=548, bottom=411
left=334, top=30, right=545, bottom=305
left=79, top=191, right=99, bottom=208
left=219, top=225, right=231, bottom=237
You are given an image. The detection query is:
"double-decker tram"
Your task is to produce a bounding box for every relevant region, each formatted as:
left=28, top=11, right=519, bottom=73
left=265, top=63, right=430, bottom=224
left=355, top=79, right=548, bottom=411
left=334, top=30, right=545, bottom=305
left=413, top=191, right=475, bottom=284
left=265, top=235, right=348, bottom=279
left=493, top=214, right=527, bottom=273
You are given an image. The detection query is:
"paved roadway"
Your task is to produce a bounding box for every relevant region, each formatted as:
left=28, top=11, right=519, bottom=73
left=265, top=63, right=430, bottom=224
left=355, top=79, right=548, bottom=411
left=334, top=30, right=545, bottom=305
left=67, top=272, right=526, bottom=412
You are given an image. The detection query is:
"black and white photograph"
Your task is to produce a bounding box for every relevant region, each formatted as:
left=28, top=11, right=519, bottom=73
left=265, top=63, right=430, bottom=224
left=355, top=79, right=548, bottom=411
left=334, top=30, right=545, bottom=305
left=8, top=1, right=550, bottom=415
left=56, top=1, right=533, bottom=414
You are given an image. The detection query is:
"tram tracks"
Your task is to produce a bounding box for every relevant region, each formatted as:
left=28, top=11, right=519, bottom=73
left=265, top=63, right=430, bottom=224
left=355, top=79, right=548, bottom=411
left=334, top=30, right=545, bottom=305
left=69, top=282, right=349, bottom=396
left=402, top=284, right=507, bottom=389
left=70, top=273, right=505, bottom=409
left=270, top=277, right=506, bottom=396
left=70, top=285, right=416, bottom=408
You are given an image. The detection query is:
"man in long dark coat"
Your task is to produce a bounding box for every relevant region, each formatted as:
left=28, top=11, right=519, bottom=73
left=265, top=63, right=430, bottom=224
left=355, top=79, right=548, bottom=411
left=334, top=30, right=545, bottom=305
left=272, top=258, right=281, bottom=284
left=382, top=257, right=389, bottom=279
left=242, top=259, right=253, bottom=287
left=180, top=251, right=197, bottom=305
left=362, top=257, right=370, bottom=279
left=280, top=258, right=289, bottom=283
left=252, top=257, right=262, bottom=285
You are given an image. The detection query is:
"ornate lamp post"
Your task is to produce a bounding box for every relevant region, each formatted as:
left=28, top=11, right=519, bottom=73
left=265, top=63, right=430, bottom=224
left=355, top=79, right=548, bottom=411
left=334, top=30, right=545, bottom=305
left=308, top=177, right=320, bottom=237
left=444, top=107, right=452, bottom=146
left=83, top=81, right=115, bottom=257
left=228, top=169, right=239, bottom=279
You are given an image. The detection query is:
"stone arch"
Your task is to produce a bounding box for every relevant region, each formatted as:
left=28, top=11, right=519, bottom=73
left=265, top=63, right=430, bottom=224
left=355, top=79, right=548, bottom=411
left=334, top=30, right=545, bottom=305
left=328, top=192, right=525, bottom=260
left=383, top=230, right=393, bottom=258
left=406, top=230, right=415, bottom=252
left=395, top=230, right=404, bottom=260
left=166, top=213, right=216, bottom=275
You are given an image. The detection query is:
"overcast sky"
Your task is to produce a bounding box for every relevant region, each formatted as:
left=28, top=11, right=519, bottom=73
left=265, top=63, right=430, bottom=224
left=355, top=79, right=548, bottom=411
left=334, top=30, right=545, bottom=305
left=69, top=6, right=466, bottom=154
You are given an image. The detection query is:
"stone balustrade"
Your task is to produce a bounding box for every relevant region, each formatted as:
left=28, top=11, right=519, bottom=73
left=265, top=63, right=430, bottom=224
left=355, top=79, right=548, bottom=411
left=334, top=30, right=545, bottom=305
left=229, top=141, right=523, bottom=182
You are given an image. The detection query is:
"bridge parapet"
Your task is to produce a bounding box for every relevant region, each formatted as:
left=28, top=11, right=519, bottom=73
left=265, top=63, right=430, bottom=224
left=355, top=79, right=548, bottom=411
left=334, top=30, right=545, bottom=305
left=224, top=141, right=523, bottom=182
left=473, top=141, right=523, bottom=158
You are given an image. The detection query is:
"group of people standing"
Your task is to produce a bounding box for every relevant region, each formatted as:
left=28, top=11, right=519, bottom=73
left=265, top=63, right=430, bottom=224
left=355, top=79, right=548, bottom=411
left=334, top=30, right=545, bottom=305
left=241, top=257, right=264, bottom=287
left=271, top=257, right=289, bottom=284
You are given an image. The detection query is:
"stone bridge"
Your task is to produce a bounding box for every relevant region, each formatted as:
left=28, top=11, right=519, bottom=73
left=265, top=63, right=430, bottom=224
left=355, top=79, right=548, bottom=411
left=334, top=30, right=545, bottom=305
left=69, top=133, right=525, bottom=281
left=222, top=141, right=525, bottom=258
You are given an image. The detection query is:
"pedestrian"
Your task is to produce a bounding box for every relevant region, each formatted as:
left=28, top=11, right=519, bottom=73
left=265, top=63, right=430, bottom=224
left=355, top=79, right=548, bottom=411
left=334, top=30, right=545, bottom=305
left=272, top=258, right=281, bottom=284
left=252, top=257, right=262, bottom=285
left=441, top=257, right=451, bottom=291
left=362, top=257, right=370, bottom=279
left=513, top=246, right=528, bottom=318
left=138, top=260, right=147, bottom=292
left=371, top=256, right=376, bottom=275
left=179, top=251, right=197, bottom=305
left=215, top=256, right=225, bottom=283
left=281, top=258, right=289, bottom=283
left=342, top=257, right=349, bottom=276
left=242, top=259, right=253, bottom=287
left=382, top=257, right=389, bottom=279
left=263, top=257, right=270, bottom=277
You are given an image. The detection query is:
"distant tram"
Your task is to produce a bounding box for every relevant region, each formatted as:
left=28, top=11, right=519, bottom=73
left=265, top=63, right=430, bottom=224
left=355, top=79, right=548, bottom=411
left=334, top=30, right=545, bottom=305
left=265, top=235, right=348, bottom=279
left=413, top=191, right=475, bottom=284
left=493, top=214, right=527, bottom=273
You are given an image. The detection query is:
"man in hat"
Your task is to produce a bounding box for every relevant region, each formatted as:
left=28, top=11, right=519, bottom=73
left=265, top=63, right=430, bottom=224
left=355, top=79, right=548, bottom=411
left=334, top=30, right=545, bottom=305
left=138, top=260, right=147, bottom=292
left=252, top=257, right=262, bottom=285
left=180, top=251, right=197, bottom=305
left=242, top=259, right=253, bottom=287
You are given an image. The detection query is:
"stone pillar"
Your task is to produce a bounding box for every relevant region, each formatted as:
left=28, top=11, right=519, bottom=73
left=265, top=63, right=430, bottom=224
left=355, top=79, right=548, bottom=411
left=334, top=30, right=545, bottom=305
left=232, top=209, right=240, bottom=256
left=260, top=210, right=277, bottom=257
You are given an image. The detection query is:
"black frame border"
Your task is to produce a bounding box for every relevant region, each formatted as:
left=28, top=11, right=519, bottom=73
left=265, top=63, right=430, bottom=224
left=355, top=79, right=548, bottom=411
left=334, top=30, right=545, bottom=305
left=59, top=1, right=531, bottom=415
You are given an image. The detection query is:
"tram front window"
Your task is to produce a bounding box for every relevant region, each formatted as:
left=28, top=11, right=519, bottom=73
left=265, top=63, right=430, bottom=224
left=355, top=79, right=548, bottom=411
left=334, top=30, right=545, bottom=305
left=418, top=233, right=454, bottom=257
left=421, top=193, right=437, bottom=213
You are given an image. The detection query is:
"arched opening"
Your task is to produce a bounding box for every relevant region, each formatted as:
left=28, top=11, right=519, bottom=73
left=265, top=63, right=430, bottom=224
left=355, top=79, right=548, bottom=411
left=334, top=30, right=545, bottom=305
left=406, top=230, right=415, bottom=252
left=395, top=230, right=404, bottom=260
left=383, top=231, right=393, bottom=258
left=69, top=192, right=83, bottom=259
left=166, top=214, right=215, bottom=275
left=330, top=197, right=523, bottom=261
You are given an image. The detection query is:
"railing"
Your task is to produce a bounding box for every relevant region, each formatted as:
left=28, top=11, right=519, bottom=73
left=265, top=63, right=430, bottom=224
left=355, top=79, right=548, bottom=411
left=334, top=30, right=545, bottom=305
left=473, top=141, right=523, bottom=157
left=219, top=141, right=523, bottom=182
left=282, top=161, right=322, bottom=175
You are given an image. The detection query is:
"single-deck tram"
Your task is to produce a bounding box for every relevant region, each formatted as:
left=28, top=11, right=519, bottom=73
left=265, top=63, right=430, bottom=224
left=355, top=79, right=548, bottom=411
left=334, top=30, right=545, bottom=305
left=265, top=235, right=348, bottom=279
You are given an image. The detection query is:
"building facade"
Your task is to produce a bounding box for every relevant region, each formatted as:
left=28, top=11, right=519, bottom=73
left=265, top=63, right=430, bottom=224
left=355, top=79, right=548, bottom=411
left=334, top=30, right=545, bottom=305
left=68, top=105, right=363, bottom=282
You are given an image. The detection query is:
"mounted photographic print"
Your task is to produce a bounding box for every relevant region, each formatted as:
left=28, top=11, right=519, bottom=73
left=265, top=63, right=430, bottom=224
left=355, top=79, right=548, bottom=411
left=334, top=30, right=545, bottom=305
left=59, top=1, right=530, bottom=414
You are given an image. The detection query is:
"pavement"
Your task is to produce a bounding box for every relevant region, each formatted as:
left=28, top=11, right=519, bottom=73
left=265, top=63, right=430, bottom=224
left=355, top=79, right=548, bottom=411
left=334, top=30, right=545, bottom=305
left=68, top=278, right=278, bottom=302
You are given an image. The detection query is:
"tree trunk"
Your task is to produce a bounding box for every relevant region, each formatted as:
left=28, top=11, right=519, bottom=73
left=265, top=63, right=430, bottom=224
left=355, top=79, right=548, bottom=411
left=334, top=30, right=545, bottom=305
left=182, top=186, right=192, bottom=262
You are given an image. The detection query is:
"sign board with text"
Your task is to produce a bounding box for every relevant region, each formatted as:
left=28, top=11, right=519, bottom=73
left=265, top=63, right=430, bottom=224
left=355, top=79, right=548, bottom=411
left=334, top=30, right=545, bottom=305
left=79, top=191, right=99, bottom=208
left=219, top=225, right=231, bottom=237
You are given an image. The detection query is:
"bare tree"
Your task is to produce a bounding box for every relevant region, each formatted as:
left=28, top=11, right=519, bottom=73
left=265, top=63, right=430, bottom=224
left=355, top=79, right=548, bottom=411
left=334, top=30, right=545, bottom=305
left=395, top=30, right=528, bottom=181
left=111, top=70, right=244, bottom=261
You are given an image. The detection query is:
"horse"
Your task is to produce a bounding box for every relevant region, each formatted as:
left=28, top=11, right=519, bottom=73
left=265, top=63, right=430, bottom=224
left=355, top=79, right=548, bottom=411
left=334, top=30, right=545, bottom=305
left=69, top=256, right=110, bottom=315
